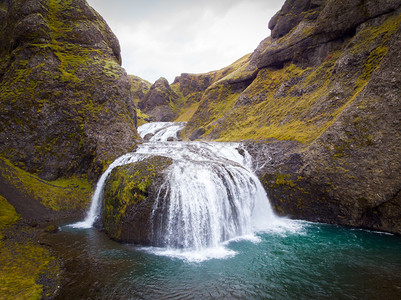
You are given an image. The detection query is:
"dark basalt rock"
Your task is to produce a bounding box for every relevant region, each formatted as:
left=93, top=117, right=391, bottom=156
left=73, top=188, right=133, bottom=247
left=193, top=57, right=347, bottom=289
left=0, top=0, right=140, bottom=182
left=101, top=156, right=173, bottom=245
left=173, top=73, right=214, bottom=97
left=188, top=127, right=205, bottom=141
left=129, top=75, right=151, bottom=104
left=138, top=77, right=179, bottom=122
left=253, top=0, right=401, bottom=69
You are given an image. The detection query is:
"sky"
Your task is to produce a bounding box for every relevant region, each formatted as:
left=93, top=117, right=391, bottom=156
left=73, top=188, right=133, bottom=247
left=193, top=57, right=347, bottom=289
left=87, top=0, right=285, bottom=83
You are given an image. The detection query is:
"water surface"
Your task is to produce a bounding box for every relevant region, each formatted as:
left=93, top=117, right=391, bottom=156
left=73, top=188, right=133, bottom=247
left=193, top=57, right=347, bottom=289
left=44, top=221, right=401, bottom=299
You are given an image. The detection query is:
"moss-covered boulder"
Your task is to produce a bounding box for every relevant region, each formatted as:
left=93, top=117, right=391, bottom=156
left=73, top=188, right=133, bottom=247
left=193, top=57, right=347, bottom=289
left=102, top=156, right=172, bottom=244
left=0, top=0, right=140, bottom=182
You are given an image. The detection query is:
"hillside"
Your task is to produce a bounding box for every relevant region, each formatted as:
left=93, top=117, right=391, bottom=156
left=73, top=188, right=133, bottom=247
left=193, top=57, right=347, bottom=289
left=144, top=0, right=401, bottom=234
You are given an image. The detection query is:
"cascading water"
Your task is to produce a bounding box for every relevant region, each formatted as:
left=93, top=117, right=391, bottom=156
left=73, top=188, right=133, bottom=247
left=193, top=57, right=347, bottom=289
left=73, top=122, right=281, bottom=258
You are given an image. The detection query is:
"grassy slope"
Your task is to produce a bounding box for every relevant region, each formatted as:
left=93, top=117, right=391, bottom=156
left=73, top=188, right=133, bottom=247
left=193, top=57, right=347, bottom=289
left=0, top=156, right=91, bottom=212
left=0, top=196, right=58, bottom=299
left=180, top=13, right=401, bottom=144
left=171, top=54, right=253, bottom=123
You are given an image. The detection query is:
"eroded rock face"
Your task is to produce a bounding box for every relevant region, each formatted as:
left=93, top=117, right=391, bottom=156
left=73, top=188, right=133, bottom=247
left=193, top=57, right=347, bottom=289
left=129, top=75, right=151, bottom=105
left=254, top=0, right=401, bottom=68
left=138, top=77, right=179, bottom=122
left=101, top=156, right=172, bottom=244
left=0, top=0, right=140, bottom=181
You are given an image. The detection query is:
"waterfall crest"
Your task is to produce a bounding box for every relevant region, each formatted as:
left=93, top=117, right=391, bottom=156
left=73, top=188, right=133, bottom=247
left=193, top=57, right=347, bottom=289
left=73, top=122, right=278, bottom=252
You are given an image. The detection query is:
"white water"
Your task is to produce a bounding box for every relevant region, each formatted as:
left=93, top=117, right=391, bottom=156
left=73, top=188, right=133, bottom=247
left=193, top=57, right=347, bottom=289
left=71, top=153, right=146, bottom=229
left=73, top=122, right=289, bottom=260
left=138, top=122, right=186, bottom=141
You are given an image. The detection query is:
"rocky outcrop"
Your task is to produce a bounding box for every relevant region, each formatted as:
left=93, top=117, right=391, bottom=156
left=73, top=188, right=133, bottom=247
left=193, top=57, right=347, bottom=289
left=101, top=156, right=172, bottom=244
left=255, top=0, right=401, bottom=68
left=135, top=54, right=257, bottom=127
left=129, top=75, right=151, bottom=105
left=138, top=77, right=179, bottom=122
left=0, top=0, right=140, bottom=182
left=128, top=75, right=151, bottom=126
left=181, top=54, right=257, bottom=139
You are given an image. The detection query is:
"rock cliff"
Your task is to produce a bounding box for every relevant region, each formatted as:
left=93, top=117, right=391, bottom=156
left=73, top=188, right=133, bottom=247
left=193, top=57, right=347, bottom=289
left=128, top=75, right=151, bottom=125
left=0, top=0, right=140, bottom=183
left=0, top=1, right=141, bottom=294
left=138, top=77, right=179, bottom=122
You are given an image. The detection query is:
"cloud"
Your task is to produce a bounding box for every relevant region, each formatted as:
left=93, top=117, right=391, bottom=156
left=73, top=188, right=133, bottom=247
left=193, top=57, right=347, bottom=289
left=87, top=0, right=285, bottom=83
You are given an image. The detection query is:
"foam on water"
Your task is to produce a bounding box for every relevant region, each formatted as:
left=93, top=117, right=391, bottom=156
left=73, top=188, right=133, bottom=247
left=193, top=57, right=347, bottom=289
left=141, top=246, right=237, bottom=263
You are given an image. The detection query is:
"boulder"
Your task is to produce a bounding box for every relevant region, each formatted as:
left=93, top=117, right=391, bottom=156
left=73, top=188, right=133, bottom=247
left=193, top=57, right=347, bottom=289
left=101, top=156, right=172, bottom=244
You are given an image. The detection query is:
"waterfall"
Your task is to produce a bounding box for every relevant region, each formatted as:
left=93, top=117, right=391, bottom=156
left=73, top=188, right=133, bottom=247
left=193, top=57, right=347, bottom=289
left=72, top=122, right=278, bottom=252
left=71, top=153, right=145, bottom=228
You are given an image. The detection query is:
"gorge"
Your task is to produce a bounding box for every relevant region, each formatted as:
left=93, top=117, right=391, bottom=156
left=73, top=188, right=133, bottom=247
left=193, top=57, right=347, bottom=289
left=0, top=0, right=401, bottom=298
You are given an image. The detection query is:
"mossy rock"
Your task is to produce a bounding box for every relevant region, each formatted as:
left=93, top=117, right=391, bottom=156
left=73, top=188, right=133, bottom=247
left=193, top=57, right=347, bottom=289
left=0, top=0, right=140, bottom=182
left=102, top=156, right=173, bottom=244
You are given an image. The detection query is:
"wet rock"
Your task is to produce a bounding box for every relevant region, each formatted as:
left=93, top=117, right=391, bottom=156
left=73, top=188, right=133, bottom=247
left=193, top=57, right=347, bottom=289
left=101, top=156, right=173, bottom=245
left=143, top=133, right=154, bottom=141
left=44, top=225, right=59, bottom=234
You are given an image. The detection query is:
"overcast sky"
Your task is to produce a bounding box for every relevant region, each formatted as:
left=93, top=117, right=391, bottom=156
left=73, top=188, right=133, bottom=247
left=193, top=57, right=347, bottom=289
left=87, top=0, right=285, bottom=83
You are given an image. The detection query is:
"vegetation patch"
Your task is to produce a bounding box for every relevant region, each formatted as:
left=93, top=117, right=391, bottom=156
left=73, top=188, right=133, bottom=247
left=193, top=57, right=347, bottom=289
left=0, top=156, right=91, bottom=211
left=0, top=196, right=20, bottom=240
left=0, top=196, right=59, bottom=299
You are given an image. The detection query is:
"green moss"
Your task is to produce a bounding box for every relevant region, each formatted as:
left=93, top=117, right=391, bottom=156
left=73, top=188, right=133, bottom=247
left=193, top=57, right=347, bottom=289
left=0, top=156, right=91, bottom=211
left=103, top=157, right=172, bottom=237
left=0, top=196, right=58, bottom=299
left=174, top=101, right=201, bottom=122
left=0, top=196, right=20, bottom=239
left=128, top=75, right=151, bottom=105
left=136, top=108, right=150, bottom=126
left=214, top=63, right=324, bottom=143
left=275, top=174, right=296, bottom=188
left=0, top=238, right=58, bottom=299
